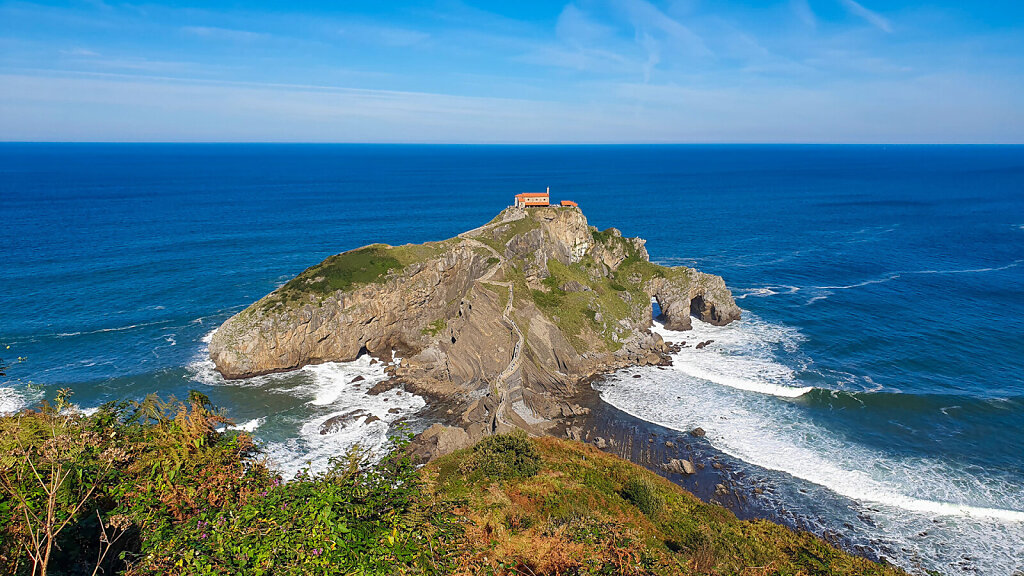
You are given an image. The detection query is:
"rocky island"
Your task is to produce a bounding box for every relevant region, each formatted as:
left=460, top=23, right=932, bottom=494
left=210, top=204, right=740, bottom=457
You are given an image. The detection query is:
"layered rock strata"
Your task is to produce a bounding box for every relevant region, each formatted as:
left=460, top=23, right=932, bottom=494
left=210, top=206, right=741, bottom=456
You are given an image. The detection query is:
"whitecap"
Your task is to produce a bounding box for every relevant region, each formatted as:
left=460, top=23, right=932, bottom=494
left=184, top=329, right=222, bottom=385
left=0, top=387, right=29, bottom=415
left=53, top=319, right=174, bottom=338
left=809, top=260, right=1023, bottom=298
left=653, top=316, right=812, bottom=398
left=735, top=287, right=777, bottom=300
left=0, top=384, right=46, bottom=415
left=621, top=317, right=1024, bottom=521
left=815, top=274, right=900, bottom=290
left=734, top=285, right=800, bottom=300
left=217, top=417, right=264, bottom=433
left=904, top=259, right=1022, bottom=275
left=58, top=404, right=101, bottom=417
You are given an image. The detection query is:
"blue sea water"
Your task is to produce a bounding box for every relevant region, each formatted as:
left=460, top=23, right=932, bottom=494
left=1, top=144, right=1023, bottom=574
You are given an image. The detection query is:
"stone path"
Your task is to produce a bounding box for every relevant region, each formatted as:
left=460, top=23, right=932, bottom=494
left=458, top=220, right=528, bottom=434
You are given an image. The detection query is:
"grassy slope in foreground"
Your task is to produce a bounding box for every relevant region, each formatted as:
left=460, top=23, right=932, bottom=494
left=425, top=434, right=906, bottom=576
left=0, top=397, right=906, bottom=576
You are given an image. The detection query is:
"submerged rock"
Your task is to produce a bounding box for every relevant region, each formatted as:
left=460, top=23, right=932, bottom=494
left=318, top=410, right=370, bottom=435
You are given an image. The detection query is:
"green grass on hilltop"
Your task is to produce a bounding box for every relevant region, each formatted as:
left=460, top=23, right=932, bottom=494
left=525, top=258, right=645, bottom=354
left=473, top=216, right=540, bottom=254
left=518, top=225, right=695, bottom=354
left=278, top=245, right=401, bottom=297
left=261, top=239, right=457, bottom=311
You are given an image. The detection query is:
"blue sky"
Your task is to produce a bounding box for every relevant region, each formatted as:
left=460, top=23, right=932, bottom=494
left=1, top=0, right=1022, bottom=142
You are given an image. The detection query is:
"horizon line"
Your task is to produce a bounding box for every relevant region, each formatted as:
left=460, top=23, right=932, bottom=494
left=3, top=141, right=1022, bottom=146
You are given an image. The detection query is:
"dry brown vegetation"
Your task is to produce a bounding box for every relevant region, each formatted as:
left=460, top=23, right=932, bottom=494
left=423, top=436, right=907, bottom=576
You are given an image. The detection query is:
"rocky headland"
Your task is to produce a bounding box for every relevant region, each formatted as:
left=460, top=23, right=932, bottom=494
left=209, top=205, right=740, bottom=457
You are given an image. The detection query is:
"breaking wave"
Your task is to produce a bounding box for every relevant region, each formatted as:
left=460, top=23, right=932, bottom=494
left=0, top=386, right=33, bottom=415
left=187, top=330, right=425, bottom=479
left=598, top=315, right=1024, bottom=574
left=652, top=316, right=812, bottom=398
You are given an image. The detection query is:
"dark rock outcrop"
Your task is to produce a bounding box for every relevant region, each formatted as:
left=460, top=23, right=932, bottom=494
left=663, top=458, right=696, bottom=475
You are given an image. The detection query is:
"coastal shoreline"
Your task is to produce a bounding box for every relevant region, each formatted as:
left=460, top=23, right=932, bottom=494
left=556, top=373, right=892, bottom=567
left=398, top=357, right=894, bottom=568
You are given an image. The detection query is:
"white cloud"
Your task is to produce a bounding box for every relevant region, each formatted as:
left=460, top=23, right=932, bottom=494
left=616, top=0, right=711, bottom=58
left=336, top=24, right=429, bottom=48
left=3, top=0, right=1021, bottom=143
left=181, top=26, right=271, bottom=42
left=59, top=47, right=100, bottom=57
left=0, top=72, right=602, bottom=143
left=516, top=44, right=633, bottom=73
left=556, top=4, right=615, bottom=45
left=638, top=32, right=660, bottom=82
left=515, top=5, right=635, bottom=75
left=2, top=70, right=1020, bottom=143
left=791, top=0, right=817, bottom=29
left=839, top=0, right=893, bottom=33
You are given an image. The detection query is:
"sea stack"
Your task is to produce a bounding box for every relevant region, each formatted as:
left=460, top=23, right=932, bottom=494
left=210, top=204, right=740, bottom=453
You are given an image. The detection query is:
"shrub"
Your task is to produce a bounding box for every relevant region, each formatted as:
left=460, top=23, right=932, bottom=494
left=469, top=431, right=542, bottom=480
left=0, top=393, right=461, bottom=576
left=530, top=289, right=563, bottom=310
left=621, top=476, right=664, bottom=517
left=131, top=440, right=462, bottom=576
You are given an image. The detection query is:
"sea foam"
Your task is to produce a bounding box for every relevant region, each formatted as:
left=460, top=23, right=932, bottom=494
left=0, top=386, right=29, bottom=415
left=652, top=316, right=812, bottom=398
left=187, top=330, right=425, bottom=480
left=261, top=357, right=425, bottom=479
left=598, top=315, right=1024, bottom=574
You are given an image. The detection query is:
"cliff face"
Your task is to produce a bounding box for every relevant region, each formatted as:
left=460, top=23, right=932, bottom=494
left=209, top=243, right=489, bottom=380
left=210, top=206, right=740, bottom=447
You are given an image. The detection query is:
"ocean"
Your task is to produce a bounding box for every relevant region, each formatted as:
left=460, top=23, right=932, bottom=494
left=1, top=143, right=1022, bottom=574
